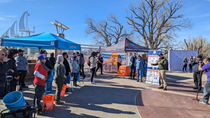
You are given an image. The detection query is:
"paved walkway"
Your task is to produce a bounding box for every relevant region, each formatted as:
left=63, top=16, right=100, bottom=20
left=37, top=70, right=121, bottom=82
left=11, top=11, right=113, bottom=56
left=20, top=72, right=210, bottom=118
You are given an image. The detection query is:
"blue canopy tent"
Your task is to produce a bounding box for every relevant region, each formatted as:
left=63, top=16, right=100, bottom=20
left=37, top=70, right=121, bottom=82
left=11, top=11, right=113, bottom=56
left=1, top=32, right=81, bottom=50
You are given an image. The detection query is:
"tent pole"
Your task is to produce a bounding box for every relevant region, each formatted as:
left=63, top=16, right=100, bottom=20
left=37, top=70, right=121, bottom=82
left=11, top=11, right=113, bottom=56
left=99, top=46, right=101, bottom=53
left=55, top=48, right=57, bottom=58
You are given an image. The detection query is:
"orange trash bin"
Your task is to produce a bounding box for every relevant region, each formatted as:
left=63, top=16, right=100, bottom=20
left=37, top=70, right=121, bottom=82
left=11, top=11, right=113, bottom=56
left=60, top=84, right=67, bottom=97
left=43, top=95, right=54, bottom=111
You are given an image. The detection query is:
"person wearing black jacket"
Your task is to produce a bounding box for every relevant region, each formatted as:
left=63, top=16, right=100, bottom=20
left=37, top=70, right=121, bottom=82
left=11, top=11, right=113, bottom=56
left=63, top=52, right=71, bottom=92
left=0, top=48, right=8, bottom=98
left=49, top=52, right=55, bottom=69
left=7, top=49, right=19, bottom=92
left=96, top=54, right=103, bottom=75
left=183, top=57, right=188, bottom=72
left=40, top=50, right=53, bottom=75
left=191, top=55, right=204, bottom=90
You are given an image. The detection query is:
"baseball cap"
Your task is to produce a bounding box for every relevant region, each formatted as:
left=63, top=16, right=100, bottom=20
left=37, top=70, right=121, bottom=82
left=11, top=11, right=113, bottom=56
left=18, top=49, right=24, bottom=52
left=197, top=55, right=202, bottom=59
left=158, top=53, right=163, bottom=56
left=37, top=54, right=49, bottom=60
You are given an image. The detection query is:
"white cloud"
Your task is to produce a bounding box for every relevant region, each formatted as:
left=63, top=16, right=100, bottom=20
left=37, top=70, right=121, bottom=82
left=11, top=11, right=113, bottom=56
left=189, top=13, right=210, bottom=18
left=0, top=17, right=7, bottom=20
left=4, top=15, right=16, bottom=17
left=0, top=0, right=10, bottom=4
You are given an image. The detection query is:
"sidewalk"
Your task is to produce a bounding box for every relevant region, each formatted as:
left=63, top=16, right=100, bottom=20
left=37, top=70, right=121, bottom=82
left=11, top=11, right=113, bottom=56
left=21, top=72, right=210, bottom=118
left=137, top=72, right=210, bottom=118
left=23, top=73, right=145, bottom=118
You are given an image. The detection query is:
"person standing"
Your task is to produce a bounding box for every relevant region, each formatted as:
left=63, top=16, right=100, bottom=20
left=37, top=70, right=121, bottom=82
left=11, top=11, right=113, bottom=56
left=80, top=53, right=86, bottom=79
left=33, top=54, right=50, bottom=114
left=117, top=55, right=122, bottom=70
left=77, top=52, right=86, bottom=78
left=7, top=49, right=19, bottom=92
left=72, top=56, right=79, bottom=86
left=183, top=57, right=188, bottom=72
left=40, top=50, right=53, bottom=94
left=40, top=50, right=53, bottom=75
left=62, top=52, right=71, bottom=92
left=71, top=53, right=76, bottom=63
left=16, top=49, right=28, bottom=90
left=90, top=54, right=97, bottom=84
left=152, top=53, right=168, bottom=90
left=136, top=55, right=144, bottom=82
left=96, top=54, right=103, bottom=75
left=49, top=53, right=55, bottom=69
left=54, top=55, right=66, bottom=105
left=130, top=53, right=137, bottom=79
left=191, top=55, right=203, bottom=90
left=0, top=48, right=8, bottom=98
left=198, top=58, right=210, bottom=104
left=189, top=56, right=193, bottom=73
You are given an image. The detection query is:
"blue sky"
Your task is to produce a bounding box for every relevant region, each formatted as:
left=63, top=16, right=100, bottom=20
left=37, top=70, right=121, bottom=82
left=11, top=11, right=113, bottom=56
left=0, top=0, right=210, bottom=45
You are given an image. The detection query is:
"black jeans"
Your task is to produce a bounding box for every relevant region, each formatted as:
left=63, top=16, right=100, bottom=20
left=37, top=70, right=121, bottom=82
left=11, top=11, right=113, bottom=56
left=96, top=64, right=103, bottom=74
left=182, top=65, right=187, bottom=72
left=90, top=67, right=96, bottom=82
left=18, top=70, right=27, bottom=87
left=194, top=72, right=202, bottom=89
left=10, top=78, right=17, bottom=92
left=55, top=77, right=63, bottom=101
left=130, top=65, right=136, bottom=78
left=117, top=62, right=121, bottom=70
left=79, top=64, right=85, bottom=78
left=33, top=84, right=45, bottom=111
left=189, top=64, right=192, bottom=72
left=0, top=86, right=6, bottom=99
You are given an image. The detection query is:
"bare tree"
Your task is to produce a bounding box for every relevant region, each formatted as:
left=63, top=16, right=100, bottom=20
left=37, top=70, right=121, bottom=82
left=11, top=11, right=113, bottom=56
left=183, top=36, right=210, bottom=58
left=126, top=0, right=191, bottom=50
left=85, top=14, right=132, bottom=46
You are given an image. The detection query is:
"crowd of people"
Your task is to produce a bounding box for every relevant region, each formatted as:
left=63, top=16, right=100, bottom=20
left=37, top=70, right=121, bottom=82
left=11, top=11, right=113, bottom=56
left=1, top=46, right=210, bottom=114
left=183, top=55, right=204, bottom=91
left=128, top=53, right=148, bottom=82
left=0, top=47, right=105, bottom=115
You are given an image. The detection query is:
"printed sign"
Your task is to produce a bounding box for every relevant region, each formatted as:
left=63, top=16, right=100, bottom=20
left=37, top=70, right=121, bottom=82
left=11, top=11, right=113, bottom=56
left=102, top=53, right=126, bottom=73
left=146, top=50, right=162, bottom=85
left=109, top=52, right=118, bottom=65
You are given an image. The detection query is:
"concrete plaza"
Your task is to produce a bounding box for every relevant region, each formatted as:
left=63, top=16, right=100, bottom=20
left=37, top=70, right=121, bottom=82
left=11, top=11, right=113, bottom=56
left=21, top=72, right=210, bottom=118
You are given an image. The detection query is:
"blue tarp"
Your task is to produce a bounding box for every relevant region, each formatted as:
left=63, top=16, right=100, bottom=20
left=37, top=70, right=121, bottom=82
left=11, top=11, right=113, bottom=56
left=2, top=32, right=80, bottom=50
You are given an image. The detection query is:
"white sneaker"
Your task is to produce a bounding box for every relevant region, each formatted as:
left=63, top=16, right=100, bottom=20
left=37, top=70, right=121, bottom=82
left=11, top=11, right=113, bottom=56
left=199, top=101, right=207, bottom=105
left=91, top=81, right=96, bottom=84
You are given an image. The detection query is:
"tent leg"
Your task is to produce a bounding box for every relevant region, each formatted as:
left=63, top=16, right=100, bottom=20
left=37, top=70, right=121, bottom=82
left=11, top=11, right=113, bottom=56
left=55, top=49, right=57, bottom=58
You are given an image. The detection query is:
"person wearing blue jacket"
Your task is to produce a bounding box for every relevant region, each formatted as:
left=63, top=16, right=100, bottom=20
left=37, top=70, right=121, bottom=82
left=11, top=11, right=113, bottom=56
left=130, top=53, right=137, bottom=79
left=191, top=55, right=204, bottom=90
left=16, top=49, right=28, bottom=90
left=136, top=55, right=144, bottom=82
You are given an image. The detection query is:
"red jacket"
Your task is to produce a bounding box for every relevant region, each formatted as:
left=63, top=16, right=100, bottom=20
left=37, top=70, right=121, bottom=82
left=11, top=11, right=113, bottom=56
left=33, top=63, right=48, bottom=86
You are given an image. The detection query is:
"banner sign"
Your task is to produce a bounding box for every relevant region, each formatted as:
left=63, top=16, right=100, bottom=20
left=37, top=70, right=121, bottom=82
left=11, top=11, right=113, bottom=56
left=102, top=53, right=126, bottom=72
left=146, top=50, right=162, bottom=85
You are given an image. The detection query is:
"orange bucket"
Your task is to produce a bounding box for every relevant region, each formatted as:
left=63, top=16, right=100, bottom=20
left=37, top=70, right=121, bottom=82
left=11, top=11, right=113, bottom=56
left=60, top=84, right=67, bottom=97
left=43, top=95, right=54, bottom=111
